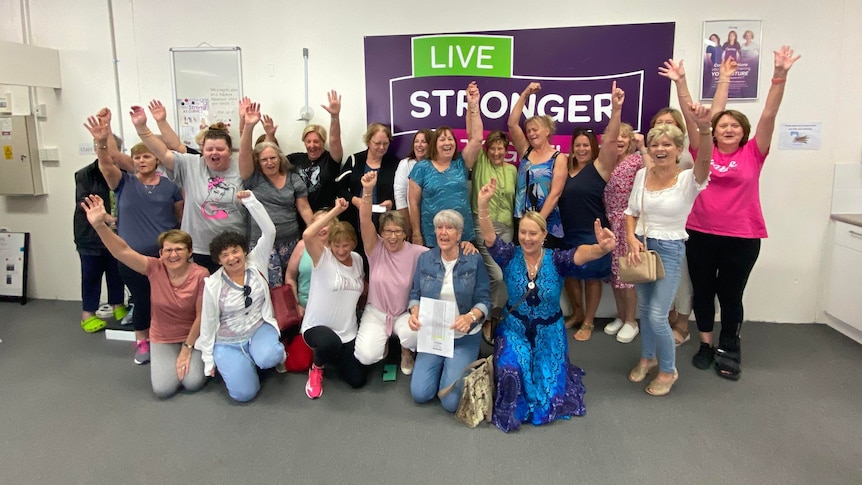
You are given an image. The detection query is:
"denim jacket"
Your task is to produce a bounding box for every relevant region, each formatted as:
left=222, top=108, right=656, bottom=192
left=408, top=247, right=490, bottom=334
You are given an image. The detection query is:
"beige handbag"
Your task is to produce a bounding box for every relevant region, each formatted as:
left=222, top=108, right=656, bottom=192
left=618, top=168, right=665, bottom=284
left=438, top=354, right=494, bottom=428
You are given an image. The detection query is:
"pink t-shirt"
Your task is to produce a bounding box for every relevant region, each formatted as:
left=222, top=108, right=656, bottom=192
left=686, top=140, right=768, bottom=238
left=367, top=238, right=428, bottom=318
left=146, top=258, right=209, bottom=344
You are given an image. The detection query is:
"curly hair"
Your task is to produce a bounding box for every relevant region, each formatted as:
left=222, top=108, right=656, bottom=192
left=209, top=231, right=248, bottom=264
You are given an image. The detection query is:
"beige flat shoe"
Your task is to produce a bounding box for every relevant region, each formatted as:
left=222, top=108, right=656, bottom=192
left=628, top=359, right=658, bottom=383
left=645, top=370, right=679, bottom=397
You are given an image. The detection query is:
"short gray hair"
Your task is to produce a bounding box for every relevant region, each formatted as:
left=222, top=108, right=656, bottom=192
left=433, top=209, right=464, bottom=233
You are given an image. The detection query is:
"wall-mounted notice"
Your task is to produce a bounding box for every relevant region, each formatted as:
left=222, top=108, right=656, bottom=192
left=0, top=231, right=29, bottom=304
left=778, top=122, right=822, bottom=150
left=701, top=20, right=762, bottom=100
left=170, top=47, right=243, bottom=150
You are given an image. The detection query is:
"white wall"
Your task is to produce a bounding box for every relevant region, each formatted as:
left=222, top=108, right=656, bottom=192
left=1, top=0, right=858, bottom=322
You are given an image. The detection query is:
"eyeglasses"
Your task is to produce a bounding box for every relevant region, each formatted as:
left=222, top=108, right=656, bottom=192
left=243, top=285, right=252, bottom=308
left=259, top=156, right=280, bottom=163
left=161, top=247, right=187, bottom=255
left=382, top=229, right=404, bottom=237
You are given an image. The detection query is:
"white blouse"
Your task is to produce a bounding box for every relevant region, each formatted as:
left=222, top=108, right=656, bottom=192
left=624, top=168, right=708, bottom=241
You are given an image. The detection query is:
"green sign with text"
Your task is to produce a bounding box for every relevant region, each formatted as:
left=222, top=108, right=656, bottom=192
left=412, top=35, right=513, bottom=78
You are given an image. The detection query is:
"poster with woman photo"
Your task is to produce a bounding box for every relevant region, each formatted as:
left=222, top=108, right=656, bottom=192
left=701, top=20, right=762, bottom=100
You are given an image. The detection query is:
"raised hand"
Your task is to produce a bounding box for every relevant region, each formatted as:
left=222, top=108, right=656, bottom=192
left=238, top=96, right=251, bottom=118
left=83, top=115, right=110, bottom=143
left=595, top=219, right=616, bottom=254
left=773, top=45, right=801, bottom=75
left=148, top=100, right=167, bottom=122
left=522, top=82, right=541, bottom=95
left=129, top=105, right=148, bottom=128
left=477, top=178, right=497, bottom=207
left=611, top=81, right=625, bottom=110
left=245, top=102, right=261, bottom=126
left=96, top=107, right=112, bottom=126
left=689, top=102, right=712, bottom=128
left=321, top=90, right=341, bottom=116
left=633, top=133, right=645, bottom=151
left=262, top=114, right=278, bottom=138
left=81, top=194, right=109, bottom=227
left=333, top=197, right=349, bottom=214
left=658, top=59, right=686, bottom=82
left=236, top=190, right=252, bottom=200
left=719, top=57, right=738, bottom=78
left=466, top=81, right=480, bottom=107
left=360, top=171, right=377, bottom=190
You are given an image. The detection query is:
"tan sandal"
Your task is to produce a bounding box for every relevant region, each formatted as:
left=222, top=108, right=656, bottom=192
left=573, top=322, right=594, bottom=341
left=645, top=370, right=679, bottom=396
left=672, top=328, right=690, bottom=347
left=628, top=359, right=658, bottom=383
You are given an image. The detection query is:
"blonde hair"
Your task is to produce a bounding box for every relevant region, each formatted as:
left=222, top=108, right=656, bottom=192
left=328, top=221, right=357, bottom=246
left=525, top=115, right=556, bottom=137
left=130, top=142, right=153, bottom=157
left=646, top=124, right=685, bottom=150
left=362, top=123, right=392, bottom=145
left=520, top=211, right=547, bottom=234
left=302, top=125, right=328, bottom=145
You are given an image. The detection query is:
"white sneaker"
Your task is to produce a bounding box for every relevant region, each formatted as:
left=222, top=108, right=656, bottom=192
left=616, top=322, right=640, bottom=343
left=604, top=318, right=624, bottom=336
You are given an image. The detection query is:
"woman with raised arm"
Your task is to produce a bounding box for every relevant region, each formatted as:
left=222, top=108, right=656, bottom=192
left=81, top=195, right=208, bottom=398
left=284, top=209, right=337, bottom=320
left=393, top=129, right=432, bottom=238
left=558, top=81, right=624, bottom=337
left=599, top=117, right=643, bottom=343
left=85, top=115, right=183, bottom=365
left=624, top=104, right=713, bottom=396
left=477, top=178, right=615, bottom=432
left=287, top=90, right=344, bottom=214
left=130, top=106, right=245, bottom=274
left=198, top=190, right=285, bottom=402
left=408, top=209, right=490, bottom=413
left=684, top=46, right=801, bottom=380
left=300, top=199, right=367, bottom=399
left=408, top=81, right=483, bottom=247
left=238, top=102, right=313, bottom=287
left=508, top=82, right=567, bottom=247
left=653, top=56, right=737, bottom=346
left=353, top=171, right=429, bottom=374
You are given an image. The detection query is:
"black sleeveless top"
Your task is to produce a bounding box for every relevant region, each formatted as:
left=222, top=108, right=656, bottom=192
left=558, top=162, right=609, bottom=234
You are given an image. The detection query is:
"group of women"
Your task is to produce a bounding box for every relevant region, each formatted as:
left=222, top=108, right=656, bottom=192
left=77, top=44, right=799, bottom=429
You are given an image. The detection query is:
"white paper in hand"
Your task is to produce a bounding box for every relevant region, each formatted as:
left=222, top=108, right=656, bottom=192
left=416, top=296, right=456, bottom=358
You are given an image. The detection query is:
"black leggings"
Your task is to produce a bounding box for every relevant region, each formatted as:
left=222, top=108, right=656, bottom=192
left=302, top=326, right=367, bottom=389
left=686, top=229, right=760, bottom=350
left=118, top=263, right=150, bottom=332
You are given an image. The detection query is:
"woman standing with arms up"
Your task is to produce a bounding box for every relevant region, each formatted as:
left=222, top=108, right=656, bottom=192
left=558, top=81, right=625, bottom=336
left=685, top=46, right=801, bottom=379
left=508, top=82, right=567, bottom=247
left=393, top=130, right=432, bottom=239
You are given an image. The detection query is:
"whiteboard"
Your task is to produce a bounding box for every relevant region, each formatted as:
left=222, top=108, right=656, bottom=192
left=170, top=47, right=243, bottom=150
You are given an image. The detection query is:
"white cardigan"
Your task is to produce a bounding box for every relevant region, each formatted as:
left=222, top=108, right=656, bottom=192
left=196, top=193, right=278, bottom=375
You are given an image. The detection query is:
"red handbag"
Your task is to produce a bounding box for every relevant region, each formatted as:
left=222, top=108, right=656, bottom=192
left=270, top=283, right=301, bottom=331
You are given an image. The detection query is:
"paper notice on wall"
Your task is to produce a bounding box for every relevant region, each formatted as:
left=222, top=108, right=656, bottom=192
left=778, top=122, right=821, bottom=150
left=177, top=98, right=209, bottom=147
left=209, top=87, right=239, bottom=132
left=1, top=117, right=12, bottom=139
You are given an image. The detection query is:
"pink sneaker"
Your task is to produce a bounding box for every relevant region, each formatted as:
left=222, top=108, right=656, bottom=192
left=305, top=365, right=323, bottom=399
left=134, top=339, right=150, bottom=365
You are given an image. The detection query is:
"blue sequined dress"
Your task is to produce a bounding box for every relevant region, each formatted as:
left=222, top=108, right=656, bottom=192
left=488, top=238, right=588, bottom=432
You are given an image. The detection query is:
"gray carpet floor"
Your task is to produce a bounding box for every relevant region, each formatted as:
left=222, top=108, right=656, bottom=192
left=0, top=299, right=859, bottom=485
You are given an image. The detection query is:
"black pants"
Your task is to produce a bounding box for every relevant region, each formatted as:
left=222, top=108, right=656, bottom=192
left=686, top=229, right=761, bottom=350
left=118, top=263, right=150, bottom=332
left=302, top=326, right=367, bottom=389
left=192, top=253, right=220, bottom=275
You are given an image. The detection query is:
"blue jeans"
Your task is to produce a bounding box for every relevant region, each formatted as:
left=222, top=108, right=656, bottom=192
left=213, top=324, right=285, bottom=402
left=411, top=332, right=481, bottom=412
left=635, top=239, right=685, bottom=374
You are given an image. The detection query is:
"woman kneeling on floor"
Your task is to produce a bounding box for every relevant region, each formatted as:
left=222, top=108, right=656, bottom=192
left=198, top=191, right=286, bottom=403
left=408, top=210, right=490, bottom=412
left=301, top=198, right=368, bottom=399
left=81, top=195, right=209, bottom=398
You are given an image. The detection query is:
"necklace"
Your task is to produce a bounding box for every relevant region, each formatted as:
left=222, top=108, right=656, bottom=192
left=524, top=255, right=541, bottom=288
left=139, top=175, right=158, bottom=194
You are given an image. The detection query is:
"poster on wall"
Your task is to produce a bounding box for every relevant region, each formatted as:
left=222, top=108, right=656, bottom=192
left=0, top=231, right=29, bottom=304
left=701, top=20, right=762, bottom=100
left=364, top=23, right=675, bottom=159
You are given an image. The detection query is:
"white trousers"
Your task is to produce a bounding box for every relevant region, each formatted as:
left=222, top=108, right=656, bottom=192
left=354, top=304, right=418, bottom=365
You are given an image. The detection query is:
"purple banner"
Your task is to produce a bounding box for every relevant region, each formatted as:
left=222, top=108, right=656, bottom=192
left=364, top=23, right=675, bottom=157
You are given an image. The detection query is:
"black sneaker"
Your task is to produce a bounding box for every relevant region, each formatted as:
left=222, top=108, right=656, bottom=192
left=692, top=343, right=714, bottom=370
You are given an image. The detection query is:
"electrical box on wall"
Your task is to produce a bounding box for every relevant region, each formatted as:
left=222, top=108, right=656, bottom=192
left=0, top=115, right=45, bottom=195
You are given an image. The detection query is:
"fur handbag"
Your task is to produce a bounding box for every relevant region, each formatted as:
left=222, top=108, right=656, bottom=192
left=438, top=355, right=495, bottom=428
left=618, top=167, right=665, bottom=284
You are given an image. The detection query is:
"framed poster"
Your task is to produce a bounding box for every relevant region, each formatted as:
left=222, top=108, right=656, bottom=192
left=701, top=20, right=762, bottom=100
left=0, top=231, right=29, bottom=304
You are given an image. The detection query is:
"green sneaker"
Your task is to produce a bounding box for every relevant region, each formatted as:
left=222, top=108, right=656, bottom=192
left=113, top=305, right=129, bottom=321
left=81, top=316, right=107, bottom=333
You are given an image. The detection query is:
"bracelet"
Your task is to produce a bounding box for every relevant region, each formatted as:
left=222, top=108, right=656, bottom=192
left=469, top=312, right=478, bottom=323
left=138, top=130, right=153, bottom=138
left=696, top=126, right=713, bottom=134
left=678, top=94, right=690, bottom=98
left=771, top=77, right=787, bottom=84
left=183, top=342, right=193, bottom=350
left=478, top=214, right=490, bottom=220
left=362, top=193, right=372, bottom=198
left=95, top=144, right=108, bottom=150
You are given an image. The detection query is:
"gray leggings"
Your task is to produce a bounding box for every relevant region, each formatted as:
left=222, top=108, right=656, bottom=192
left=150, top=342, right=207, bottom=398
